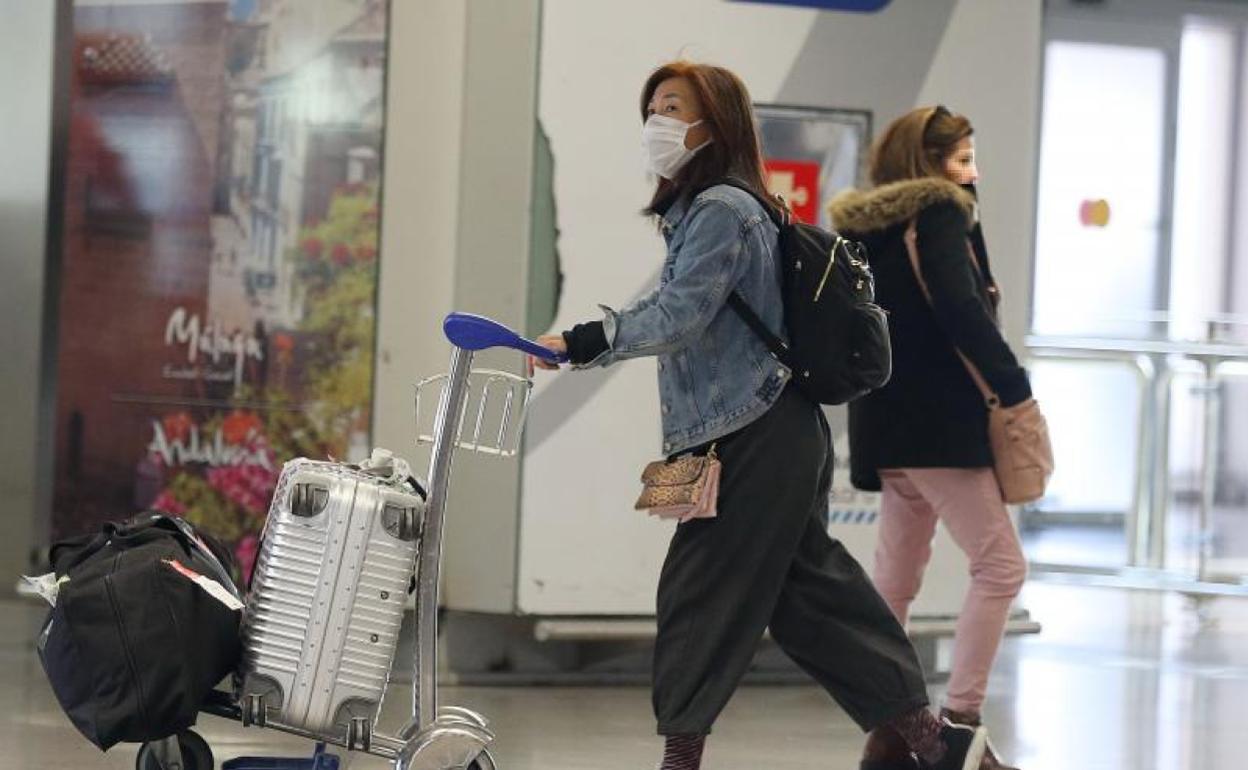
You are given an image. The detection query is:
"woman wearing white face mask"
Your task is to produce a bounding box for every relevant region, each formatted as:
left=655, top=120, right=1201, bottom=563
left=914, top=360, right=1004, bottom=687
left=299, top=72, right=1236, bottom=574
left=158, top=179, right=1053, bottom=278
left=640, top=109, right=710, bottom=179
left=530, top=62, right=991, bottom=770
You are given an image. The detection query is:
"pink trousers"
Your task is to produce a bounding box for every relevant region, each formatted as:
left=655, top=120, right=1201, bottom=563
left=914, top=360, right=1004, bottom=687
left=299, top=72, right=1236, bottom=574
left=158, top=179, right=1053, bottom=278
left=873, top=468, right=1027, bottom=713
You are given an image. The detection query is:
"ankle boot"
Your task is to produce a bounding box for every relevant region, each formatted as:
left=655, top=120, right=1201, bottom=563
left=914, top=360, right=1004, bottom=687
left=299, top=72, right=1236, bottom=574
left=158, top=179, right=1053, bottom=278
left=861, top=725, right=919, bottom=769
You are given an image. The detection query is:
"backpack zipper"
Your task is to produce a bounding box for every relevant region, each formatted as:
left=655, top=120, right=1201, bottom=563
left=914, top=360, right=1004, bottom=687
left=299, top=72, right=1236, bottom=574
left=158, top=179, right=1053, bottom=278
left=843, top=241, right=869, bottom=293
left=813, top=236, right=842, bottom=302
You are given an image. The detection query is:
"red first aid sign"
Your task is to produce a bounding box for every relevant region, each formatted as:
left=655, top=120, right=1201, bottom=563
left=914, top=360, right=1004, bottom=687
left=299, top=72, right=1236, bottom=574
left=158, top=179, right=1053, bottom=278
left=764, top=159, right=821, bottom=225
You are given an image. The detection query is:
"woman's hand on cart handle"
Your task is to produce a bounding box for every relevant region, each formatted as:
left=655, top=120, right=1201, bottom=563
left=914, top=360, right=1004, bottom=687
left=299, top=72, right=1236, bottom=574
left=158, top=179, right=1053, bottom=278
left=531, top=335, right=567, bottom=372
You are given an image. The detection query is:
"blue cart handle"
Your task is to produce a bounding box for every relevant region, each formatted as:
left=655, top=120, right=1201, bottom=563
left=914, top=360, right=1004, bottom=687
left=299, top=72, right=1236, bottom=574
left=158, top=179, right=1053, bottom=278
left=442, top=312, right=569, bottom=363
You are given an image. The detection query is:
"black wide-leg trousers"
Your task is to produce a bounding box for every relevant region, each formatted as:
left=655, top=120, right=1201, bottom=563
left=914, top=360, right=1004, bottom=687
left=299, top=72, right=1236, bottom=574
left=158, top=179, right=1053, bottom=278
left=652, top=387, right=930, bottom=735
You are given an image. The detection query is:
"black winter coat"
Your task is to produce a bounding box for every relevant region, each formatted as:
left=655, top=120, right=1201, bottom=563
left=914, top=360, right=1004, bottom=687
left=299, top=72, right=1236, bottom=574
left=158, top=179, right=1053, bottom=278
left=827, top=178, right=1031, bottom=491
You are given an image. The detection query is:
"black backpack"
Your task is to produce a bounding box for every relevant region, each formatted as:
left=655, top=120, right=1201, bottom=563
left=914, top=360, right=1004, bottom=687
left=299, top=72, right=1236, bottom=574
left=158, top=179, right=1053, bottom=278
left=36, top=513, right=243, bottom=750
left=716, top=179, right=891, bottom=405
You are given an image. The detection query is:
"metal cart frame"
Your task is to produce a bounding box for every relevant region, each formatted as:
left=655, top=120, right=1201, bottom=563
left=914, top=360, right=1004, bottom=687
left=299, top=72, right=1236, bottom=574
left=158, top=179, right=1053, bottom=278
left=141, top=313, right=562, bottom=770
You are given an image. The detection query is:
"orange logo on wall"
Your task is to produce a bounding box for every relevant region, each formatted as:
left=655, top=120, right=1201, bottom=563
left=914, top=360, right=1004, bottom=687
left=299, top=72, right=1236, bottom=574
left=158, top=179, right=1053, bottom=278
left=1079, top=199, right=1111, bottom=228
left=765, top=159, right=821, bottom=225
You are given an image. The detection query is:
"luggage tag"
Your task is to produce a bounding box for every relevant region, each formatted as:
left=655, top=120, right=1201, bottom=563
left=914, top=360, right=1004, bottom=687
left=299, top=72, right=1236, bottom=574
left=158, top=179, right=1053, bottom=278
left=164, top=558, right=245, bottom=611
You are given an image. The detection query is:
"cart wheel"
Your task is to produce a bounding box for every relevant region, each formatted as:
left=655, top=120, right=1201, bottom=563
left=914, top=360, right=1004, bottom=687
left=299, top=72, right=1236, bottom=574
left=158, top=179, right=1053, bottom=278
left=135, top=730, right=214, bottom=770
left=467, top=747, right=497, bottom=770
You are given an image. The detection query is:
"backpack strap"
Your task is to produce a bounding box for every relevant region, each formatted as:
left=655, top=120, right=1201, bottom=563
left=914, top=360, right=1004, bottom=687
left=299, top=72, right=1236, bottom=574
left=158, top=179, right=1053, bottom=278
left=726, top=292, right=789, bottom=362
left=689, top=177, right=792, bottom=362
left=705, top=177, right=789, bottom=227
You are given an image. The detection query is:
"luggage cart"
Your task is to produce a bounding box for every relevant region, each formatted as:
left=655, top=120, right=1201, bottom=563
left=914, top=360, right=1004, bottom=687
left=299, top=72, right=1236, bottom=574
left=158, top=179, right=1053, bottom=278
left=136, top=313, right=564, bottom=770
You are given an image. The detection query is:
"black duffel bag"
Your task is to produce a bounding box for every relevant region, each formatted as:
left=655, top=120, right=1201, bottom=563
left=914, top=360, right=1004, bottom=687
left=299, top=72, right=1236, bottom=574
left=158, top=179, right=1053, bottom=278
left=37, top=512, right=243, bottom=750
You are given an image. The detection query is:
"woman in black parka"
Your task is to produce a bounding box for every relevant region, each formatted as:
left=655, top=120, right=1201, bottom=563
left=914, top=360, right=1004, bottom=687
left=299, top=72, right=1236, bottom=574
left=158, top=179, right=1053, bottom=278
left=829, top=106, right=1030, bottom=770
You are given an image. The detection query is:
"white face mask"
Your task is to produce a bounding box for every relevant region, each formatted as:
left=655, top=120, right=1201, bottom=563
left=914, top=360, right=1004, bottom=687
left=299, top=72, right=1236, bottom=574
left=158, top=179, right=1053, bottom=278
left=641, top=115, right=711, bottom=180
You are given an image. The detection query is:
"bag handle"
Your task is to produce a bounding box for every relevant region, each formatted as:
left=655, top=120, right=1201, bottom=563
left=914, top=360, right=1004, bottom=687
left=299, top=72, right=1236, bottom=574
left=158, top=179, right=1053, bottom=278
left=50, top=514, right=242, bottom=596
left=52, top=514, right=194, bottom=575
left=903, top=220, right=1001, bottom=410
left=48, top=530, right=109, bottom=576
left=165, top=515, right=243, bottom=596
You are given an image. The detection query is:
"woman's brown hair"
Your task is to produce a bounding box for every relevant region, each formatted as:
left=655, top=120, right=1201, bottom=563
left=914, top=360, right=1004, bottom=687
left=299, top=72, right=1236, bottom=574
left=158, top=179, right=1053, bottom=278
left=640, top=61, right=780, bottom=217
left=868, top=105, right=973, bottom=186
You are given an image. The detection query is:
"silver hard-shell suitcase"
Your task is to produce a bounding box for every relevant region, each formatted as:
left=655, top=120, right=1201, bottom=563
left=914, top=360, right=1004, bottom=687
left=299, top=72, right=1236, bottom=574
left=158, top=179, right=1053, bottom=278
left=239, top=451, right=425, bottom=746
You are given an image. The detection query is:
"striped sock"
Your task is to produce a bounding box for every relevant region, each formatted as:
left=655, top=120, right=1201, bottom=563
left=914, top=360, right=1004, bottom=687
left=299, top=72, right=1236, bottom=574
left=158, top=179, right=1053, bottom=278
left=659, top=734, right=706, bottom=770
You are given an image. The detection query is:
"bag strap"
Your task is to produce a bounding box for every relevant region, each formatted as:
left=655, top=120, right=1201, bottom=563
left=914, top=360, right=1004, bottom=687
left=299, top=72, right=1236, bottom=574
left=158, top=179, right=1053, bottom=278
left=695, top=177, right=793, bottom=362
left=903, top=220, right=1000, bottom=409
left=708, top=176, right=790, bottom=228
left=726, top=292, right=789, bottom=362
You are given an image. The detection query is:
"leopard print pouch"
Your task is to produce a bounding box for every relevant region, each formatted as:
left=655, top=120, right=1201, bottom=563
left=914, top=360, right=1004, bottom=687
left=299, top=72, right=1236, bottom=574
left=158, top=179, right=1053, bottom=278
left=634, top=445, right=721, bottom=522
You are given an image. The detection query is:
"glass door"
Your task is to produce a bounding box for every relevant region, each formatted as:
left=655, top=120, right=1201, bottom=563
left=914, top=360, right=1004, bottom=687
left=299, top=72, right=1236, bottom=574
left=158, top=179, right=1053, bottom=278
left=1028, top=12, right=1248, bottom=590
left=1026, top=18, right=1180, bottom=570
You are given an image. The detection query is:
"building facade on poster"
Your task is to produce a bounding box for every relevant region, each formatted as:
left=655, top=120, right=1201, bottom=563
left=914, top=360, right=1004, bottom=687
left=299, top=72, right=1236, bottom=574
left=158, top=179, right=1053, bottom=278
left=49, top=0, right=389, bottom=578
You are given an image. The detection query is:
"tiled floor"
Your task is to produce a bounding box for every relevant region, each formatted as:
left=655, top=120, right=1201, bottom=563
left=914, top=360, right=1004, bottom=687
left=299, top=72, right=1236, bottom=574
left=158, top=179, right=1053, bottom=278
left=4, top=581, right=1247, bottom=769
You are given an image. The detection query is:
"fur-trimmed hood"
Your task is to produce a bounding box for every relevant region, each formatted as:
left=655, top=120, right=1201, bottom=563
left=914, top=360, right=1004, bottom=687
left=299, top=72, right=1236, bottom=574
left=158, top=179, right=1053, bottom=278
left=827, top=177, right=975, bottom=235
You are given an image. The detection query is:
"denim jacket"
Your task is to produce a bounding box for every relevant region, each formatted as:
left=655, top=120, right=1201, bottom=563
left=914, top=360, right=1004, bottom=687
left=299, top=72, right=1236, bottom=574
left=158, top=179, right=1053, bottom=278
left=581, top=184, right=791, bottom=455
